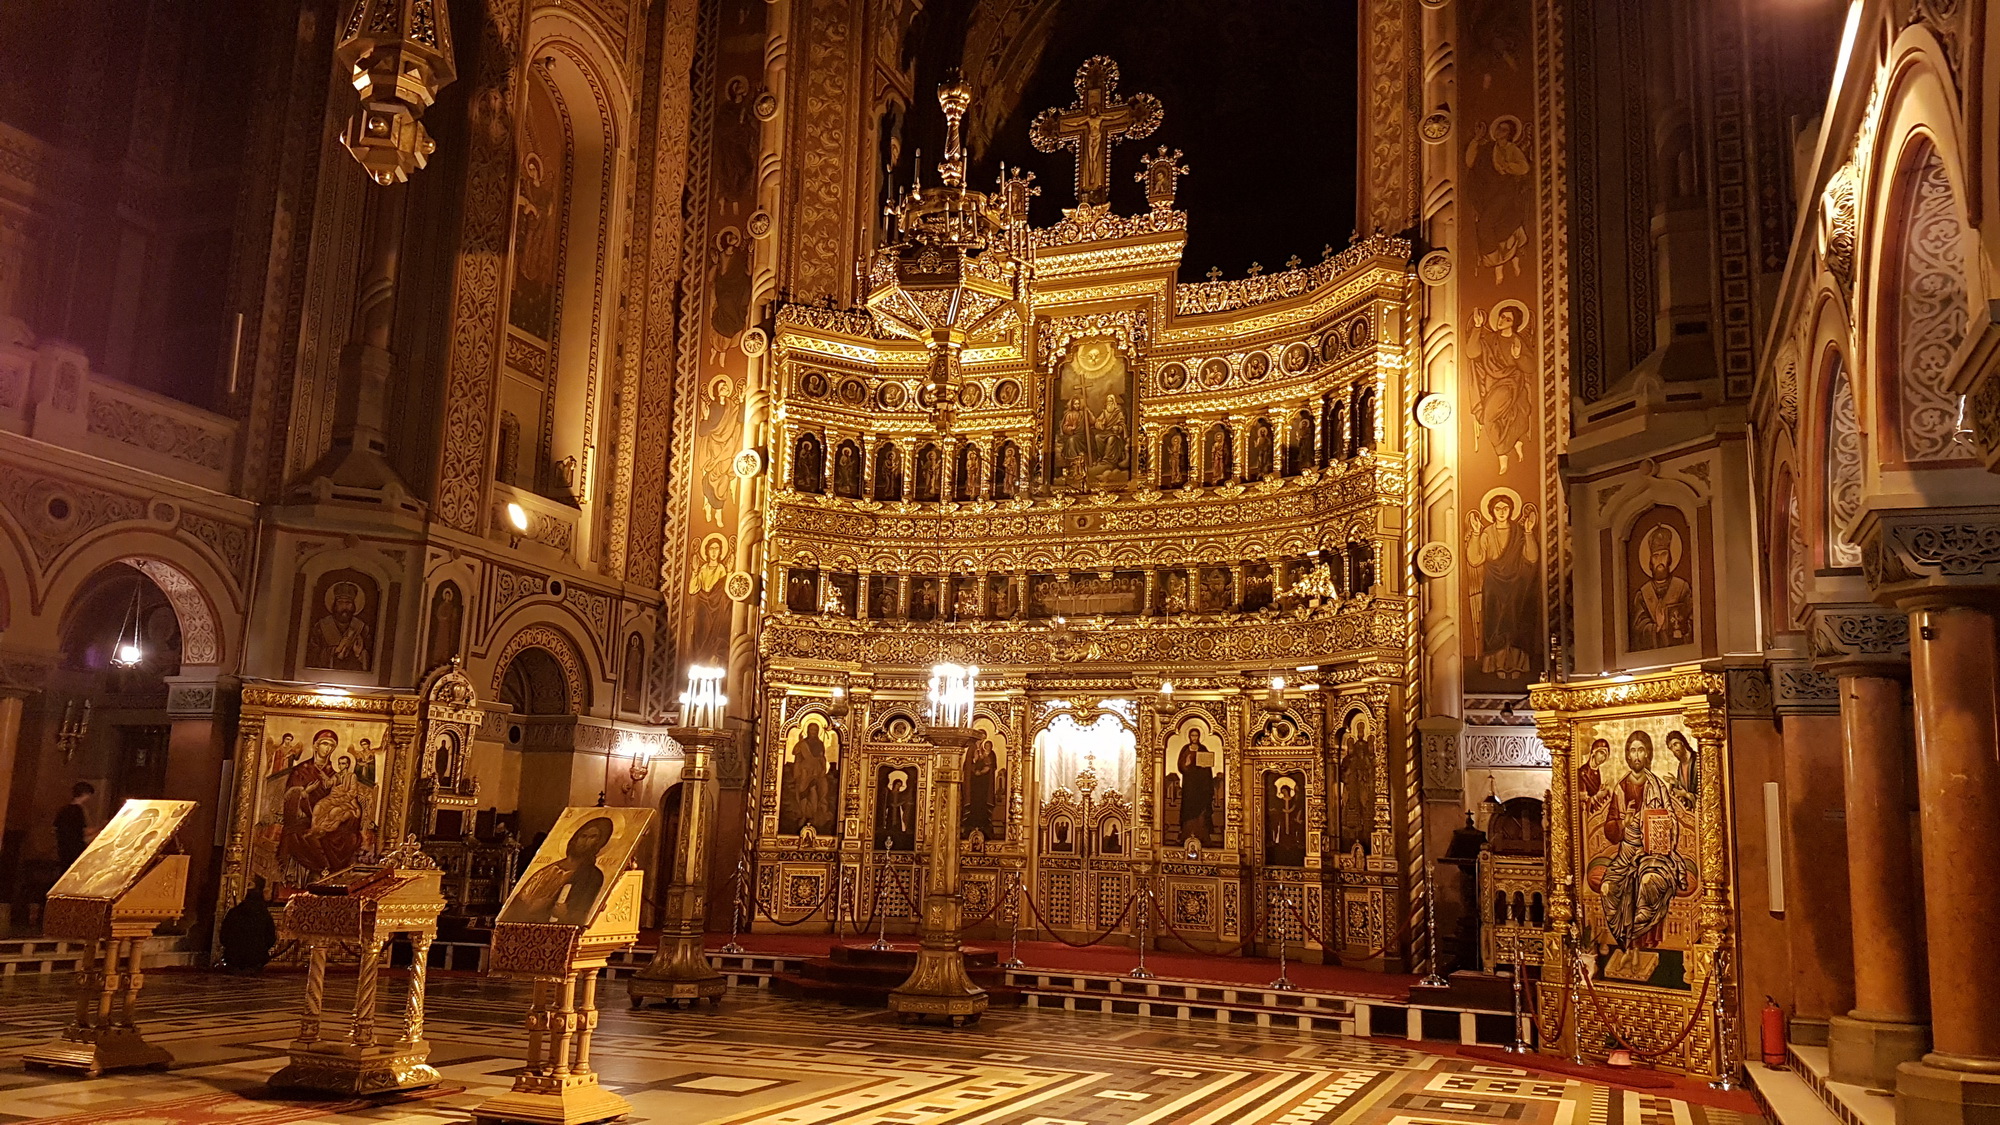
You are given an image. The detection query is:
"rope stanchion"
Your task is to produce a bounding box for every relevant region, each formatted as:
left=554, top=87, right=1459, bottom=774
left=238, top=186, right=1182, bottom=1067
left=719, top=857, right=749, bottom=954
left=1001, top=873, right=1025, bottom=968
left=1019, top=884, right=1140, bottom=949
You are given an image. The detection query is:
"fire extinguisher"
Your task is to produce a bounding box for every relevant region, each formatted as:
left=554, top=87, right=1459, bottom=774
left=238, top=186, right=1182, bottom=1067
left=1761, top=997, right=1788, bottom=1068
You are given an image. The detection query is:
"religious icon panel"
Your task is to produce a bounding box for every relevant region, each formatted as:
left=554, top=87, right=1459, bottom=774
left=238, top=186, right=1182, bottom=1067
left=498, top=806, right=652, bottom=927
left=50, top=799, right=196, bottom=901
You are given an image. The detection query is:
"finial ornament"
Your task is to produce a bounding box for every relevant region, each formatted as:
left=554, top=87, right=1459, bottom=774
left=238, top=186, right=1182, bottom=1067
left=1030, top=56, right=1162, bottom=208
left=1135, top=145, right=1189, bottom=212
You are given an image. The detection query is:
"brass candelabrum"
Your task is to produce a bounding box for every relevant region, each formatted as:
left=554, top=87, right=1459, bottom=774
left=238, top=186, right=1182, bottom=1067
left=627, top=728, right=731, bottom=1009
left=886, top=725, right=990, bottom=1026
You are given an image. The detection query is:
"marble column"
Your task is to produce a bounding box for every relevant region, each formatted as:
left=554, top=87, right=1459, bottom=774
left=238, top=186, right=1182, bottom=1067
left=1897, top=600, right=2000, bottom=1124
left=1825, top=664, right=1928, bottom=1088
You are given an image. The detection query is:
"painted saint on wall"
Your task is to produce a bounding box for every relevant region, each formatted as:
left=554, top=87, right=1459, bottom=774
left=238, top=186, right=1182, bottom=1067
left=873, top=442, right=902, bottom=501
left=832, top=441, right=861, bottom=498
left=875, top=766, right=918, bottom=851
left=778, top=715, right=840, bottom=838
left=1160, top=428, right=1189, bottom=488
left=256, top=721, right=386, bottom=892
left=507, top=70, right=566, bottom=340
left=793, top=434, right=824, bottom=493
left=304, top=569, right=380, bottom=673
left=1463, top=488, right=1539, bottom=679
left=1464, top=115, right=1531, bottom=283
left=422, top=581, right=463, bottom=674
left=1263, top=769, right=1307, bottom=867
left=1202, top=424, right=1232, bottom=485
left=1163, top=715, right=1224, bottom=848
left=1336, top=712, right=1376, bottom=854
left=618, top=634, right=645, bottom=714
left=961, top=715, right=1008, bottom=843
left=1626, top=507, right=1695, bottom=651
left=1466, top=301, right=1534, bottom=474
left=1048, top=338, right=1133, bottom=489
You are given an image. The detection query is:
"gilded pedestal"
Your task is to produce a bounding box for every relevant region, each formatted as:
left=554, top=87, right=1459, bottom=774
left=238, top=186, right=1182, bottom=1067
left=268, top=843, right=446, bottom=1096
left=474, top=866, right=647, bottom=1125
left=628, top=730, right=727, bottom=1009
left=888, top=728, right=989, bottom=1026
left=26, top=799, right=197, bottom=1077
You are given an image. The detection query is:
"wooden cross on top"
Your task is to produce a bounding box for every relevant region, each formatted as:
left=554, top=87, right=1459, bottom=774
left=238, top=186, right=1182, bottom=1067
left=1030, top=56, right=1162, bottom=208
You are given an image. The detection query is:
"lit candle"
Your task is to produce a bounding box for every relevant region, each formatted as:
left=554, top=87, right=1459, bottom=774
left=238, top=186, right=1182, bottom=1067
left=680, top=665, right=727, bottom=730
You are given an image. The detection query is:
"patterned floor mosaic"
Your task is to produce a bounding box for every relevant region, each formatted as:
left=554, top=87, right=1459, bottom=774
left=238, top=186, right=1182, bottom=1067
left=0, top=973, right=1765, bottom=1125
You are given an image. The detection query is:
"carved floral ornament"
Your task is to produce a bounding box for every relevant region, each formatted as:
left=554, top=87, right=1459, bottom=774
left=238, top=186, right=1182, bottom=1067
left=1860, top=509, right=2000, bottom=592
left=1818, top=161, right=1860, bottom=283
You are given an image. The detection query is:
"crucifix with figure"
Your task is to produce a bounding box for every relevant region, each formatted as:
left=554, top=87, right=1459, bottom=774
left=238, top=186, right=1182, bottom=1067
left=1031, top=56, right=1163, bottom=208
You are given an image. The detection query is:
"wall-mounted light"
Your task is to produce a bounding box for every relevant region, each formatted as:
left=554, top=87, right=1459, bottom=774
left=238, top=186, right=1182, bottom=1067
left=506, top=502, right=531, bottom=533
left=621, top=736, right=658, bottom=797
left=1153, top=680, right=1175, bottom=716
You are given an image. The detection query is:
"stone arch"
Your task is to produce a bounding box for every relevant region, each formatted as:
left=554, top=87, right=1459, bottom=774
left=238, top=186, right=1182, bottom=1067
left=514, top=12, right=633, bottom=539
left=1821, top=352, right=1865, bottom=568
left=490, top=622, right=594, bottom=714
left=1874, top=135, right=1975, bottom=466
left=36, top=533, right=238, bottom=669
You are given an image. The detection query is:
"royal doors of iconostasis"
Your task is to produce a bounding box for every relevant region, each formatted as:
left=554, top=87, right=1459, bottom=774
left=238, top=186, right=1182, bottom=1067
left=748, top=677, right=1407, bottom=967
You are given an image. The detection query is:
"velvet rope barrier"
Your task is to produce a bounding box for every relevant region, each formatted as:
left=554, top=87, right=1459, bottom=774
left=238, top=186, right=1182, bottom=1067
left=842, top=864, right=918, bottom=938
left=1019, top=884, right=1140, bottom=949
left=752, top=865, right=838, bottom=927
left=1146, top=879, right=1263, bottom=957
left=1576, top=957, right=1715, bottom=1060
left=955, top=874, right=1011, bottom=935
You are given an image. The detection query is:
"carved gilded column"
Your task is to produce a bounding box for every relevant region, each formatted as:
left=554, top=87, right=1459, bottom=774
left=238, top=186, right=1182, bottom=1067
left=887, top=729, right=989, bottom=1025
left=629, top=731, right=728, bottom=1008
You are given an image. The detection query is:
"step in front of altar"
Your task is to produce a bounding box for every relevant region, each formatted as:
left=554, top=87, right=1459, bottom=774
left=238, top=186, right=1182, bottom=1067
left=768, top=942, right=1025, bottom=1007
left=1007, top=969, right=1523, bottom=1046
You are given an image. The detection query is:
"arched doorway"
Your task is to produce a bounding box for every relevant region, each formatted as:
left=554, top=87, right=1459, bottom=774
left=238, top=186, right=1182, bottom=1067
left=495, top=642, right=588, bottom=861
left=6, top=564, right=184, bottom=922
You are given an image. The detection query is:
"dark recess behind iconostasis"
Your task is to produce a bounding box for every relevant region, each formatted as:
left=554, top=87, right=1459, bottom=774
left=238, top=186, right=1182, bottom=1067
left=898, top=0, right=1360, bottom=282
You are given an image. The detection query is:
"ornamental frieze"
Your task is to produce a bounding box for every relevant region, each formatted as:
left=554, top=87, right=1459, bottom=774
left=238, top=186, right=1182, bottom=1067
left=760, top=603, right=1407, bottom=671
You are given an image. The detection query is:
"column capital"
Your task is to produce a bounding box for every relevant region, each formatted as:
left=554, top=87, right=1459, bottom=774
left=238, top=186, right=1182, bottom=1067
left=1808, top=603, right=1911, bottom=678
left=164, top=673, right=236, bottom=720
left=1855, top=505, right=2000, bottom=608
left=1768, top=658, right=1840, bottom=715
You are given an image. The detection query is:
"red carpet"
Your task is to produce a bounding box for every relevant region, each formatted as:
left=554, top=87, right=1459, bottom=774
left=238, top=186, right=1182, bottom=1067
left=699, top=932, right=1419, bottom=999
left=1417, top=1042, right=1761, bottom=1113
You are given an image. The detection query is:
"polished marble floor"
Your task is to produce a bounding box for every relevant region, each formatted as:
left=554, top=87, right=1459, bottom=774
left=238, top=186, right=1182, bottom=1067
left=0, top=972, right=1761, bottom=1125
